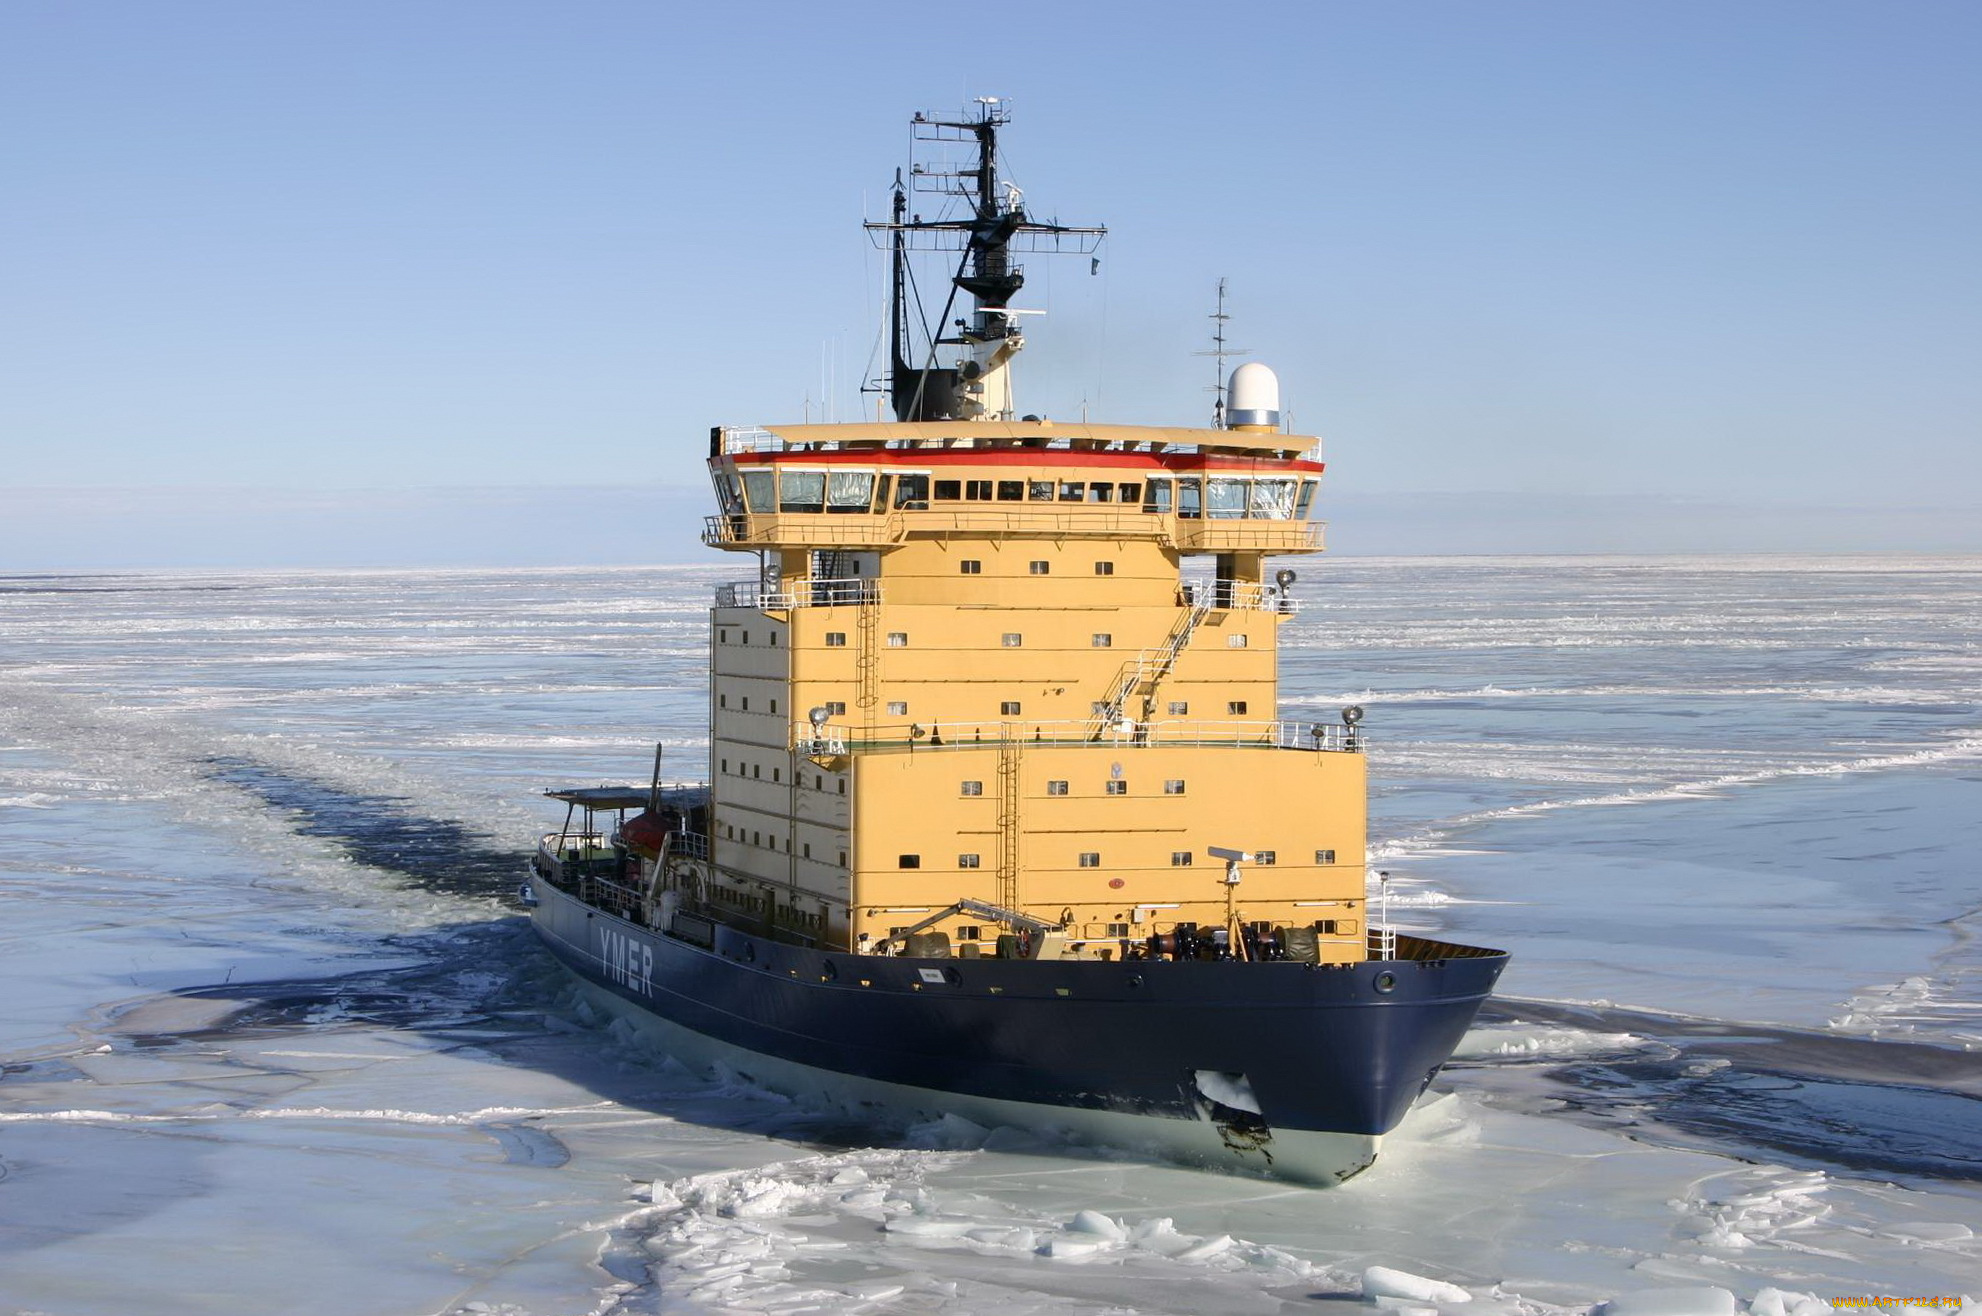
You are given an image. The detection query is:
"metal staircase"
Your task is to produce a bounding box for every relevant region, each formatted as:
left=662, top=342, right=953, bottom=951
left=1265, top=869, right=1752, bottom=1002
left=1088, top=593, right=1212, bottom=738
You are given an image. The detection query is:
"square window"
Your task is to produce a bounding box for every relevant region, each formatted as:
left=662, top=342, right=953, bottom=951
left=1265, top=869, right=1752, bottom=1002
left=1256, top=850, right=1277, bottom=865
left=933, top=480, right=962, bottom=501
left=1164, top=779, right=1185, bottom=795
left=1046, top=780, right=1069, bottom=796
left=1091, top=633, right=1113, bottom=647
left=1029, top=560, right=1051, bottom=575
left=1228, top=701, right=1249, bottom=715
left=899, top=854, right=921, bottom=869
left=825, top=700, right=846, bottom=715
left=958, top=853, right=981, bottom=868
left=1106, top=922, right=1129, bottom=938
left=1315, top=848, right=1337, bottom=864
left=887, top=632, right=908, bottom=646
left=965, top=479, right=994, bottom=500
left=1105, top=780, right=1127, bottom=796
left=1094, top=561, right=1115, bottom=575
left=1171, top=851, right=1193, bottom=866
left=1078, top=852, right=1101, bottom=868
left=1000, top=700, right=1022, bottom=715
left=958, top=925, right=982, bottom=940
left=1167, top=701, right=1188, bottom=715
left=825, top=632, right=847, bottom=646
left=960, top=559, right=982, bottom=574
left=887, top=701, right=908, bottom=716
left=960, top=780, right=983, bottom=796
left=1228, top=633, right=1248, bottom=648
left=1001, top=633, right=1023, bottom=647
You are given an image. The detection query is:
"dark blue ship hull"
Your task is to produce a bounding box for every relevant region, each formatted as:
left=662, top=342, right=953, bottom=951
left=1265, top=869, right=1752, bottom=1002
left=527, top=876, right=1505, bottom=1181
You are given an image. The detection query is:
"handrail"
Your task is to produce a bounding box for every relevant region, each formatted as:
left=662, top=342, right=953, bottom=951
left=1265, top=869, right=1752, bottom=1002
left=715, top=578, right=882, bottom=609
left=702, top=509, right=1325, bottom=552
left=792, top=718, right=1363, bottom=755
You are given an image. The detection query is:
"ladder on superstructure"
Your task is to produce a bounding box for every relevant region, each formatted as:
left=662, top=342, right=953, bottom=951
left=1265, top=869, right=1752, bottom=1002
left=1089, top=593, right=1212, bottom=739
left=995, top=733, right=1023, bottom=910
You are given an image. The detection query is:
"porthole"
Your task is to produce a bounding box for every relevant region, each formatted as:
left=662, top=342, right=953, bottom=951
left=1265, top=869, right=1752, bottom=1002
left=1374, top=971, right=1397, bottom=994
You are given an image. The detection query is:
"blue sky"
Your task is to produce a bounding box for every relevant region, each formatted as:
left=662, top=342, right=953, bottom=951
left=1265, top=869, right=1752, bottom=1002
left=3, top=1, right=1978, bottom=566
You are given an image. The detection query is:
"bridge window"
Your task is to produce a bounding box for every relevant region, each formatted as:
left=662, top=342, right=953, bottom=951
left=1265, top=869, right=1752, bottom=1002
left=966, top=479, right=994, bottom=500
left=873, top=473, right=892, bottom=510
left=741, top=470, right=775, bottom=511
left=1296, top=480, right=1318, bottom=518
left=1058, top=481, right=1085, bottom=501
left=828, top=470, right=875, bottom=513
left=780, top=470, right=826, bottom=513
left=1178, top=478, right=1203, bottom=519
left=958, top=853, right=981, bottom=868
left=1088, top=481, right=1113, bottom=502
left=933, top=480, right=962, bottom=501
left=1208, top=478, right=1247, bottom=519
left=997, top=480, right=1024, bottom=501
left=1250, top=479, right=1296, bottom=520
left=1078, top=852, right=1101, bottom=868
left=1118, top=483, right=1139, bottom=503
left=895, top=473, right=930, bottom=509
left=1142, top=479, right=1172, bottom=513
left=1028, top=480, right=1055, bottom=501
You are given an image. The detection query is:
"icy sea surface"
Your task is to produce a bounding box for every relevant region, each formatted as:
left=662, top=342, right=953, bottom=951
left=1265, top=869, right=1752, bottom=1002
left=1, top=556, right=1978, bottom=1315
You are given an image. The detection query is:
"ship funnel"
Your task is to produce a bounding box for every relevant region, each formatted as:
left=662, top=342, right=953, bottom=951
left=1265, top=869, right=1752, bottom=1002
left=1226, top=362, right=1281, bottom=431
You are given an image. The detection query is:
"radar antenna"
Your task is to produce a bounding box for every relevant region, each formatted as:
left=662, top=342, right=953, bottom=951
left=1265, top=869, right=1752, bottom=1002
left=864, top=102, right=1105, bottom=423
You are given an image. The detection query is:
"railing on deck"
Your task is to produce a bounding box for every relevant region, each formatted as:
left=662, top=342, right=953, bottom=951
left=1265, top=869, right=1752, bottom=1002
left=702, top=509, right=1325, bottom=553
left=714, top=578, right=882, bottom=609
left=790, top=718, right=1363, bottom=756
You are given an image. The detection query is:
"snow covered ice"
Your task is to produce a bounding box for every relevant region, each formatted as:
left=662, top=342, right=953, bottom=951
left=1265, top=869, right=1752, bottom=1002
left=2, top=558, right=1979, bottom=1314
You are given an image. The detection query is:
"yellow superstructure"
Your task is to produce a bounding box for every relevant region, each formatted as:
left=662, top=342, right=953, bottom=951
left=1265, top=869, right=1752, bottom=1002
left=701, top=419, right=1370, bottom=963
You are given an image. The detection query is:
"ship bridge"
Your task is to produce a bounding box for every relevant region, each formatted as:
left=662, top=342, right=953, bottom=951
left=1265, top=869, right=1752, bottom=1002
left=702, top=421, right=1326, bottom=557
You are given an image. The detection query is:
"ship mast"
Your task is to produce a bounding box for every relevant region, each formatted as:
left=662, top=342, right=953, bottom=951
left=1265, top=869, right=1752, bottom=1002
left=865, top=101, right=1105, bottom=422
